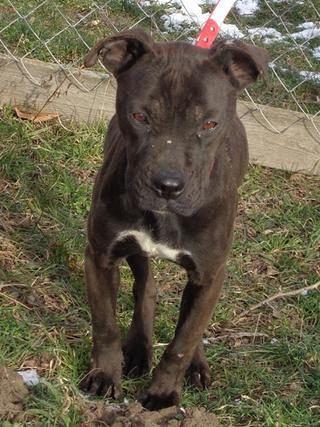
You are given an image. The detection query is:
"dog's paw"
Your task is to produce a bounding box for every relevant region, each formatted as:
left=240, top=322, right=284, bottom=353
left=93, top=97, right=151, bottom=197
left=186, top=356, right=211, bottom=389
left=140, top=389, right=180, bottom=411
left=123, top=338, right=152, bottom=378
left=80, top=369, right=122, bottom=399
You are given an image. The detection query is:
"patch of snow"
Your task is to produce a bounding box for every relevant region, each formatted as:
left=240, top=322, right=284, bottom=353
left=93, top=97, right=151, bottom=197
left=220, top=23, right=245, bottom=39
left=291, top=23, right=320, bottom=40
left=248, top=27, right=284, bottom=45
left=160, top=0, right=210, bottom=31
left=297, top=22, right=317, bottom=30
left=248, top=27, right=282, bottom=39
left=199, top=0, right=219, bottom=4
left=235, top=0, right=259, bottom=16
left=263, top=37, right=286, bottom=45
left=162, top=12, right=189, bottom=31
left=299, top=70, right=320, bottom=84
left=312, top=46, right=320, bottom=60
left=270, top=63, right=320, bottom=84
left=249, top=27, right=282, bottom=38
left=18, top=369, right=40, bottom=386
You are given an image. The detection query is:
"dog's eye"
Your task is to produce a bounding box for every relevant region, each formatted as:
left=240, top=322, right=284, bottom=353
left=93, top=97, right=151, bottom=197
left=202, top=120, right=217, bottom=130
left=132, top=112, right=148, bottom=123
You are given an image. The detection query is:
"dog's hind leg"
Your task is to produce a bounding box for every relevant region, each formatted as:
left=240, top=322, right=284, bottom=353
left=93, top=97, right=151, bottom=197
left=80, top=246, right=123, bottom=398
left=123, top=254, right=156, bottom=378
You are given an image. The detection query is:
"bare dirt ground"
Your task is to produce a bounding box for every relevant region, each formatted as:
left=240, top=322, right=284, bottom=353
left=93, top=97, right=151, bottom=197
left=0, top=367, right=29, bottom=421
left=0, top=366, right=220, bottom=426
left=79, top=401, right=221, bottom=427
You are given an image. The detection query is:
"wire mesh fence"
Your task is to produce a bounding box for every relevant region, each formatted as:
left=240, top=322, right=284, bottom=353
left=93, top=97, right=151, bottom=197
left=0, top=0, right=319, bottom=137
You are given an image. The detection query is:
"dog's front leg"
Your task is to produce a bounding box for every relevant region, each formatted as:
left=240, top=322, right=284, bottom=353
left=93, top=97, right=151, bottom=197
left=141, top=266, right=224, bottom=410
left=80, top=246, right=123, bottom=398
left=123, top=254, right=156, bottom=378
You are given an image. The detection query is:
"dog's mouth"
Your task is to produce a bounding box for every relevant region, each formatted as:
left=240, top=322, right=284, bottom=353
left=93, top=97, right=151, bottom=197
left=150, top=202, right=177, bottom=215
left=167, top=200, right=195, bottom=217
left=148, top=199, right=195, bottom=217
left=151, top=208, right=169, bottom=215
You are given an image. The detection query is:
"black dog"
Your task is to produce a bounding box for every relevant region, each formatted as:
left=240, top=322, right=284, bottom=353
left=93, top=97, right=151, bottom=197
left=81, top=28, right=268, bottom=410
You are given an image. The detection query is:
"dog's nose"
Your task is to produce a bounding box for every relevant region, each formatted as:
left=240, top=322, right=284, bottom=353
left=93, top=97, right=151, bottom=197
left=152, top=171, right=185, bottom=200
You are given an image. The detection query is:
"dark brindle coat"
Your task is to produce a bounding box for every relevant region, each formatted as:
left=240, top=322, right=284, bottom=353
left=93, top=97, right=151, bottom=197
left=80, top=28, right=268, bottom=410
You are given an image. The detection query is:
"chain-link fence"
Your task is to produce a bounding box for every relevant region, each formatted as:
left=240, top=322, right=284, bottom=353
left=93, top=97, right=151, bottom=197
left=0, top=0, right=319, bottom=137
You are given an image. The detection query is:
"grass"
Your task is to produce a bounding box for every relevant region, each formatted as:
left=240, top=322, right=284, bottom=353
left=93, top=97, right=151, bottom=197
left=0, top=106, right=319, bottom=426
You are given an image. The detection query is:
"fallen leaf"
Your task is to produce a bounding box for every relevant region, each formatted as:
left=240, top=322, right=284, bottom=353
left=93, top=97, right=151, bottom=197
left=266, top=264, right=279, bottom=277
left=263, top=229, right=274, bottom=235
left=247, top=226, right=257, bottom=238
left=14, top=107, right=60, bottom=123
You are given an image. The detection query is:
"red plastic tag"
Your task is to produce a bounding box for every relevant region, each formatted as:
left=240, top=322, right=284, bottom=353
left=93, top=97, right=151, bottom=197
left=196, top=0, right=236, bottom=49
left=196, top=18, right=220, bottom=48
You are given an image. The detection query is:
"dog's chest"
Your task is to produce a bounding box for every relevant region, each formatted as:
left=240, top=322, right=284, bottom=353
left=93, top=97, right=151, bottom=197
left=116, top=230, right=190, bottom=262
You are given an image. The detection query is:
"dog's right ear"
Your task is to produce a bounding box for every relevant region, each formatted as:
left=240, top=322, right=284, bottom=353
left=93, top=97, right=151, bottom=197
left=84, top=28, right=155, bottom=76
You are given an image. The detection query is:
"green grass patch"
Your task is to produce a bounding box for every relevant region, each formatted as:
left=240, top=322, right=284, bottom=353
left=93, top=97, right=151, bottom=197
left=0, top=107, right=319, bottom=426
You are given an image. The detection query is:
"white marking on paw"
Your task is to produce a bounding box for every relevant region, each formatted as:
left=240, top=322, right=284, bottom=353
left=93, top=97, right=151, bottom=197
left=116, top=230, right=191, bottom=262
left=166, top=140, right=172, bottom=144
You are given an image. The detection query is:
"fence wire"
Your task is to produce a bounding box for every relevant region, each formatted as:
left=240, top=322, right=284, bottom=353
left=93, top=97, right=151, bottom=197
left=0, top=0, right=319, bottom=136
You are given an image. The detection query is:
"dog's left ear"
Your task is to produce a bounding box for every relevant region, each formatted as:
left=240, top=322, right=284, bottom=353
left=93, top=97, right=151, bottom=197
left=84, top=28, right=155, bottom=76
left=210, top=40, right=268, bottom=90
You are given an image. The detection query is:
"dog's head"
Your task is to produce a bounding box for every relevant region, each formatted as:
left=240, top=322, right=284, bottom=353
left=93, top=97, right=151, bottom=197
left=86, top=29, right=268, bottom=216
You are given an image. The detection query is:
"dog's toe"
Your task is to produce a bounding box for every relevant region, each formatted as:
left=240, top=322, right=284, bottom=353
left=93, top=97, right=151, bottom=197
left=140, top=390, right=180, bottom=411
left=80, top=370, right=122, bottom=399
left=186, top=359, right=211, bottom=389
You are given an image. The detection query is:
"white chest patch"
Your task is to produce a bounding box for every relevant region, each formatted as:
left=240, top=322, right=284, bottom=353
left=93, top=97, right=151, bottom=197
left=116, top=230, right=191, bottom=262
